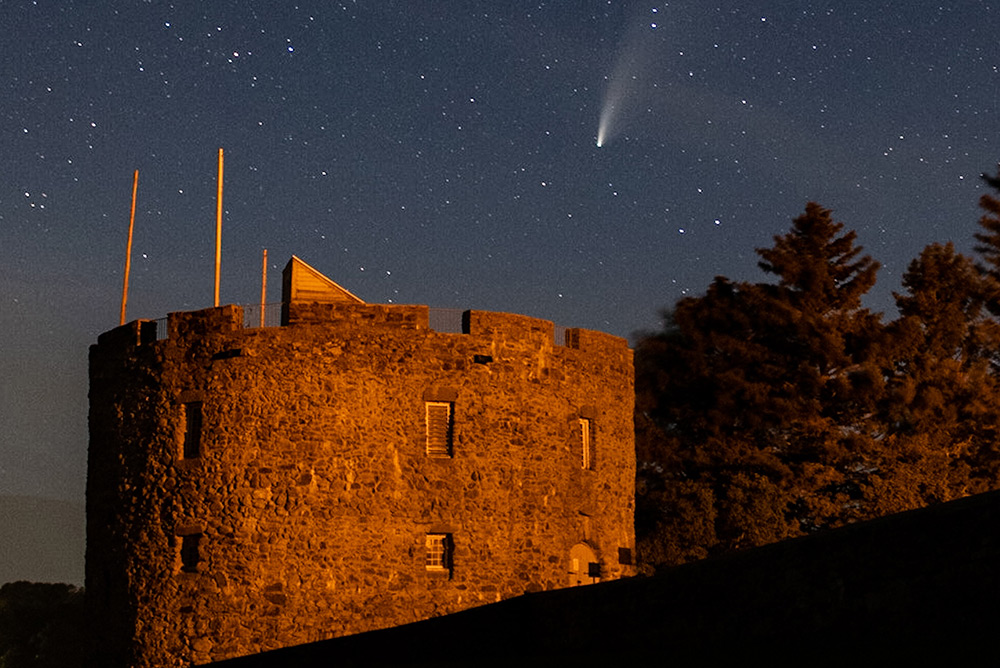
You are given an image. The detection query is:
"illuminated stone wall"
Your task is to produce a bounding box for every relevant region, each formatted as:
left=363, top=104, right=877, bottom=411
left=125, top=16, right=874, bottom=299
left=87, top=263, right=635, bottom=667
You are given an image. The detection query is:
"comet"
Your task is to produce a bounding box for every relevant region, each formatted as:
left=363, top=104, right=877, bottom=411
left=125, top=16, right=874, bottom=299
left=596, top=8, right=662, bottom=148
left=596, top=83, right=625, bottom=148
left=596, top=100, right=617, bottom=147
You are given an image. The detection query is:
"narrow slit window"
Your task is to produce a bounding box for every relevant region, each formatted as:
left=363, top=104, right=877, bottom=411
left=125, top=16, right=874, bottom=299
left=580, top=417, right=594, bottom=470
left=426, top=402, right=454, bottom=458
left=179, top=533, right=202, bottom=573
left=183, top=401, right=203, bottom=459
left=425, top=533, right=453, bottom=573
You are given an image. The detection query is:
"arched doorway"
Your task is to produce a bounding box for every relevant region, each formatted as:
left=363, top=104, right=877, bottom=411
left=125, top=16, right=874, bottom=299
left=568, top=543, right=600, bottom=586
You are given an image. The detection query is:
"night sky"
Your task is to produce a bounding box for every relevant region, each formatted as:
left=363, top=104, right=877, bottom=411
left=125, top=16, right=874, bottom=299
left=3, top=1, right=999, bottom=510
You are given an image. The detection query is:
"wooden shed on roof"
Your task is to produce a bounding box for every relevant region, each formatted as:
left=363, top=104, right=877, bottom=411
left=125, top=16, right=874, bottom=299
left=281, top=255, right=365, bottom=308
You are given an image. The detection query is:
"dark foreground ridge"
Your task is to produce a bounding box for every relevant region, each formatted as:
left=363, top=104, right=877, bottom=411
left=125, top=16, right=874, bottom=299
left=210, top=487, right=1000, bottom=666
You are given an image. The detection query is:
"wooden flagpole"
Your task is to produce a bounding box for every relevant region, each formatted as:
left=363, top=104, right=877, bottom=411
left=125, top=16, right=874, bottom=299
left=119, top=169, right=139, bottom=325
left=215, top=148, right=223, bottom=306
left=260, top=248, right=268, bottom=327
left=214, top=148, right=224, bottom=307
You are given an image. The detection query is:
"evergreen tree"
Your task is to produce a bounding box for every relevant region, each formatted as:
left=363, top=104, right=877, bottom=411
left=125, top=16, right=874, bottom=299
left=638, top=173, right=1000, bottom=573
left=635, top=203, right=886, bottom=567
left=873, top=243, right=1000, bottom=514
left=757, top=202, right=879, bottom=312
left=974, top=166, right=1000, bottom=283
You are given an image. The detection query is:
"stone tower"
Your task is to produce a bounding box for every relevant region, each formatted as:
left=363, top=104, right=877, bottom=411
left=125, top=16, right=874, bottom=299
left=87, top=257, right=635, bottom=666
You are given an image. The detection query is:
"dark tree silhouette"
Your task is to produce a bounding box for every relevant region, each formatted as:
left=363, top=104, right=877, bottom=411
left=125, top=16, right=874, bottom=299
left=636, top=204, right=886, bottom=566
left=757, top=201, right=879, bottom=311
left=974, top=166, right=1000, bottom=285
left=0, top=581, right=84, bottom=668
left=638, top=185, right=1000, bottom=572
left=868, top=243, right=1000, bottom=514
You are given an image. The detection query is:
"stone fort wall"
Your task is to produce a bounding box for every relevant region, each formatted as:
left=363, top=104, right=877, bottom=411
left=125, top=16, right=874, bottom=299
left=87, top=258, right=635, bottom=666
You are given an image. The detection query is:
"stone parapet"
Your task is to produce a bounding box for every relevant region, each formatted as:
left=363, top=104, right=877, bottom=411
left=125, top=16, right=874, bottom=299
left=284, top=301, right=429, bottom=330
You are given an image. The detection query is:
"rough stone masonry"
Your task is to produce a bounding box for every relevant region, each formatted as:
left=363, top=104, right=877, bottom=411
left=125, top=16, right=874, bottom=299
left=87, top=257, right=635, bottom=666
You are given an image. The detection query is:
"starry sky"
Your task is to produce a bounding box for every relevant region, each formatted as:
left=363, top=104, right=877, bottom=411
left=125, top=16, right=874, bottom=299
left=3, top=0, right=999, bottom=508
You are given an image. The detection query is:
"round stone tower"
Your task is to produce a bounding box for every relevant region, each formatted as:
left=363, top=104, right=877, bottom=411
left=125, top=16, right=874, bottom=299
left=87, top=256, right=635, bottom=666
